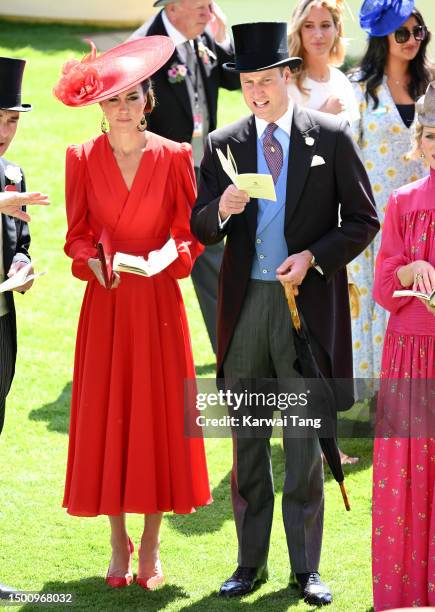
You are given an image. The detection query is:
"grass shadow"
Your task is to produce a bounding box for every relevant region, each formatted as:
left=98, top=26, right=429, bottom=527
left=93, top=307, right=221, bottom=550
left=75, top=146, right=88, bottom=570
left=179, top=587, right=301, bottom=612
left=195, top=363, right=216, bottom=377
left=170, top=436, right=373, bottom=536
left=169, top=443, right=287, bottom=536
left=0, top=20, right=122, bottom=54
left=28, top=382, right=71, bottom=434
left=19, top=579, right=188, bottom=612
left=323, top=437, right=373, bottom=483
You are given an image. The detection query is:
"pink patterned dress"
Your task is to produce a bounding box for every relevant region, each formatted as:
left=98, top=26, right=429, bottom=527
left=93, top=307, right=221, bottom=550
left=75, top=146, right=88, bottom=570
left=372, top=168, right=435, bottom=611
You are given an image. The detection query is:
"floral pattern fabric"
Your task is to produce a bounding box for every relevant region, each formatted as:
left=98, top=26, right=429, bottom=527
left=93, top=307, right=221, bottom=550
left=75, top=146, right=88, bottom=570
left=372, top=176, right=435, bottom=611
left=350, top=77, right=426, bottom=377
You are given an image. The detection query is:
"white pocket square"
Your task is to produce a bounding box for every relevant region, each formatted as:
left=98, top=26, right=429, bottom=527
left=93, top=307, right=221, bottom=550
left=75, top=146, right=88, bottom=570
left=311, top=155, right=326, bottom=167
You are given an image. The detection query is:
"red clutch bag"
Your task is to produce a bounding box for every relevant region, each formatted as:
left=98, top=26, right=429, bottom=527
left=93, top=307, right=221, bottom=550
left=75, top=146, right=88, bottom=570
left=97, top=228, right=113, bottom=289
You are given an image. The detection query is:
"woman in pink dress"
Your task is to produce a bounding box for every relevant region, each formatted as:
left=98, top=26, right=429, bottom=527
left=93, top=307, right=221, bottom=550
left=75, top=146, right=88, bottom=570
left=372, top=81, right=435, bottom=611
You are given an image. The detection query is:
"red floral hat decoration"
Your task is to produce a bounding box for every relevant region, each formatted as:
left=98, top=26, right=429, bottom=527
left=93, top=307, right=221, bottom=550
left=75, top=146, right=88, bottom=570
left=53, top=37, right=175, bottom=107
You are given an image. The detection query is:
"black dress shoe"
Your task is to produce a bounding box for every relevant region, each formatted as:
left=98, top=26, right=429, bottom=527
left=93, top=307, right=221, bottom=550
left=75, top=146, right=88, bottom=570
left=219, top=566, right=268, bottom=597
left=292, top=572, right=332, bottom=606
left=0, top=583, right=17, bottom=600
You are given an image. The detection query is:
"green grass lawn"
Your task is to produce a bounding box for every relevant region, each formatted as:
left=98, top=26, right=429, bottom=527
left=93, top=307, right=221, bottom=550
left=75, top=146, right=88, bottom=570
left=0, top=16, right=378, bottom=612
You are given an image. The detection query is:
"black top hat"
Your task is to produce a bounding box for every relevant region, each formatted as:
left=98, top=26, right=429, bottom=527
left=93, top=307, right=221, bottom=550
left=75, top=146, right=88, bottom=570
left=223, top=22, right=302, bottom=73
left=0, top=57, right=32, bottom=112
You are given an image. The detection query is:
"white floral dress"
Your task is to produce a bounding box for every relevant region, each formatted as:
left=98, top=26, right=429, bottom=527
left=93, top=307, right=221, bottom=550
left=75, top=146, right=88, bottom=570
left=349, top=76, right=426, bottom=378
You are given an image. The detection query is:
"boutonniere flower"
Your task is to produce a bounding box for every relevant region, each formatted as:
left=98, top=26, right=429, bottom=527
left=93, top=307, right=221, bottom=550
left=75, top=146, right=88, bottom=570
left=197, top=41, right=216, bottom=65
left=167, top=62, right=188, bottom=84
left=305, top=136, right=315, bottom=147
left=4, top=165, right=23, bottom=184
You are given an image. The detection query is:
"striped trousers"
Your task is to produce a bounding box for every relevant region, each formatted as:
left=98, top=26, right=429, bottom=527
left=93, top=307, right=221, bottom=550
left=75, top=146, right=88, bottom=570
left=0, top=313, right=14, bottom=436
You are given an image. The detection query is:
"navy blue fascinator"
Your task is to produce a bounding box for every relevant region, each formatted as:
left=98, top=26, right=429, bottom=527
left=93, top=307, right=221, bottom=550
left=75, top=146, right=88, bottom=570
left=359, top=0, right=415, bottom=37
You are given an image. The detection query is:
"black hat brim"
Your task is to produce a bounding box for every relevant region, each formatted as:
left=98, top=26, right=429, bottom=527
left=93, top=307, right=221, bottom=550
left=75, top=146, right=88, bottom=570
left=0, top=103, right=32, bottom=112
left=223, top=56, right=302, bottom=73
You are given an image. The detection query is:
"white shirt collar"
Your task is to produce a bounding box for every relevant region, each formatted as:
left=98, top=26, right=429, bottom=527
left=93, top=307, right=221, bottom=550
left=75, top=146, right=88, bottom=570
left=255, top=98, right=294, bottom=139
left=161, top=9, right=189, bottom=47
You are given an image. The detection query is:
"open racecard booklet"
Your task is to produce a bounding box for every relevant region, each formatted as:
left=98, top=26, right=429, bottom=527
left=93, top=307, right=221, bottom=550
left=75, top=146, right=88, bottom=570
left=113, top=238, right=178, bottom=277
left=97, top=230, right=179, bottom=289
left=0, top=262, right=46, bottom=293
left=216, top=146, right=277, bottom=201
left=393, top=289, right=435, bottom=307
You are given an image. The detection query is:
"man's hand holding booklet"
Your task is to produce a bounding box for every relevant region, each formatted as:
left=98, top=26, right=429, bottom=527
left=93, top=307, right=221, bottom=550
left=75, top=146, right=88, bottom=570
left=97, top=230, right=178, bottom=289
left=0, top=261, right=46, bottom=293
left=216, top=145, right=277, bottom=201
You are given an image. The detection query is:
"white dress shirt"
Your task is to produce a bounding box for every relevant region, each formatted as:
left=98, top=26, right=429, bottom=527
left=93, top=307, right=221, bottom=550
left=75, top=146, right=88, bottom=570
left=254, top=101, right=294, bottom=139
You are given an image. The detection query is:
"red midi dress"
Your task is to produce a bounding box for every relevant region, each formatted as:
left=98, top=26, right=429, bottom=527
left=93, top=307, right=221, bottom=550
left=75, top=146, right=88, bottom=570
left=62, top=132, right=212, bottom=516
left=372, top=170, right=435, bottom=610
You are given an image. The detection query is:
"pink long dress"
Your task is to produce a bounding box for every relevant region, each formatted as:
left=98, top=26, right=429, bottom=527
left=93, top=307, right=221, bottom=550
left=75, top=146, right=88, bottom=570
left=372, top=168, right=435, bottom=611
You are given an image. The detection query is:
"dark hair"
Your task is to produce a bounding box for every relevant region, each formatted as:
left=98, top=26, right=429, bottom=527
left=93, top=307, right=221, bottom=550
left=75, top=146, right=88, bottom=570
left=141, top=78, right=155, bottom=114
left=349, top=9, right=433, bottom=108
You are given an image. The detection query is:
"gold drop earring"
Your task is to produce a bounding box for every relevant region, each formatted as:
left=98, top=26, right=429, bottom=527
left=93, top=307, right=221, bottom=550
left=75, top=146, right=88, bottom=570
left=137, top=114, right=147, bottom=132
left=101, top=114, right=108, bottom=134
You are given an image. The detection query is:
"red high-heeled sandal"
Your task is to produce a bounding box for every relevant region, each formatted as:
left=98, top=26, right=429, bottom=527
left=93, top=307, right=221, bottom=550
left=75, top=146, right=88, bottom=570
left=136, top=548, right=164, bottom=590
left=105, top=537, right=134, bottom=588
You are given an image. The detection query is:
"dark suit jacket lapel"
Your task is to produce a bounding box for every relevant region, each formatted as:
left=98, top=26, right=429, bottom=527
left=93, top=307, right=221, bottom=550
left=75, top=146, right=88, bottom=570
left=148, top=11, right=192, bottom=122
left=226, top=115, right=258, bottom=242
left=0, top=158, right=17, bottom=271
left=285, top=105, right=320, bottom=231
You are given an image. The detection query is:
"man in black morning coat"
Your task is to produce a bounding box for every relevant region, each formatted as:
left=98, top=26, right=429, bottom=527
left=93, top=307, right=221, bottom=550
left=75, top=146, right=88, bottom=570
left=130, top=0, right=240, bottom=353
left=0, top=57, right=49, bottom=599
left=191, top=22, right=379, bottom=607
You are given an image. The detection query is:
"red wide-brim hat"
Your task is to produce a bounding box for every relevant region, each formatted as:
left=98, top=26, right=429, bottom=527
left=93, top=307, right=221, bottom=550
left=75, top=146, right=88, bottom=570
left=53, top=36, right=175, bottom=107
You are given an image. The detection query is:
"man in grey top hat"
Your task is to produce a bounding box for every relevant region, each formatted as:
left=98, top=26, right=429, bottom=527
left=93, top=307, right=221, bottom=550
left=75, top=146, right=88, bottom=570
left=0, top=56, right=49, bottom=599
left=129, top=0, right=240, bottom=354
left=191, top=21, right=379, bottom=605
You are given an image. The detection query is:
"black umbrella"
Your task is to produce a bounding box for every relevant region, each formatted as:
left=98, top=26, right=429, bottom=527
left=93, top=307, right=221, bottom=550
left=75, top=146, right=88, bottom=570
left=283, top=282, right=350, bottom=511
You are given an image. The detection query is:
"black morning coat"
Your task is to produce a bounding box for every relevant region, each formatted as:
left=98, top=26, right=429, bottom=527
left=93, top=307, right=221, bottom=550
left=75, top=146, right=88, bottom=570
left=0, top=157, right=31, bottom=374
left=191, top=106, right=380, bottom=409
left=146, top=10, right=240, bottom=144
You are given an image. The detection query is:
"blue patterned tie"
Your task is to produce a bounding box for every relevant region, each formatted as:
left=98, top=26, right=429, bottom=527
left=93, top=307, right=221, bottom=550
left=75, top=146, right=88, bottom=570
left=263, top=123, right=283, bottom=184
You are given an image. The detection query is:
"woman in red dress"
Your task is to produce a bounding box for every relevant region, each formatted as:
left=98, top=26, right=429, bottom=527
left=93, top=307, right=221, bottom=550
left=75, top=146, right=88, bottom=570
left=372, top=81, right=435, bottom=611
left=54, top=38, right=211, bottom=589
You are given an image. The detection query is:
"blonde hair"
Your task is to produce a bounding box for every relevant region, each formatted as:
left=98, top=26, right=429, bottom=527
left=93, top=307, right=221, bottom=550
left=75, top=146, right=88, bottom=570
left=408, top=122, right=424, bottom=161
left=288, top=0, right=346, bottom=95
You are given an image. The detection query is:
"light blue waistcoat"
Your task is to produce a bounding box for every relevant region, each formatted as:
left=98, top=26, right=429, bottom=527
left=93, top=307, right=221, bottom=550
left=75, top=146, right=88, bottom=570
left=251, top=126, right=290, bottom=281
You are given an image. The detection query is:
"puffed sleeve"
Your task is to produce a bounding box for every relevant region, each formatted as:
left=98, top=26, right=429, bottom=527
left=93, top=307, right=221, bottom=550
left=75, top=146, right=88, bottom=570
left=64, top=145, right=98, bottom=281
left=373, top=192, right=413, bottom=313
left=165, top=143, right=204, bottom=279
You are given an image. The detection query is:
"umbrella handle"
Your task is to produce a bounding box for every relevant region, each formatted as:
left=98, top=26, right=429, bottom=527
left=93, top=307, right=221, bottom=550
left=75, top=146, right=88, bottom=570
left=283, top=282, right=301, bottom=332
left=339, top=482, right=351, bottom=511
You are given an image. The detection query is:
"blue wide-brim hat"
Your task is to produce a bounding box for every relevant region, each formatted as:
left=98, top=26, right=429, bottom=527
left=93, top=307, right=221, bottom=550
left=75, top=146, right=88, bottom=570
left=359, top=0, right=415, bottom=37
